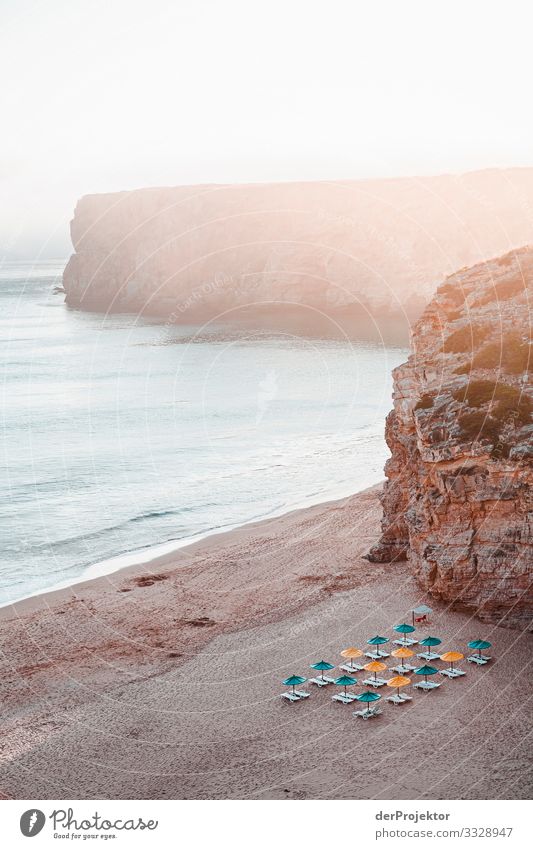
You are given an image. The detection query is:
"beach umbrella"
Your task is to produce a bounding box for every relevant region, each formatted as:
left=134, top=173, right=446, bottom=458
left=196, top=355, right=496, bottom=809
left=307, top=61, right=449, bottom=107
left=334, top=675, right=357, bottom=697
left=363, top=660, right=387, bottom=682
left=468, top=640, right=492, bottom=659
left=283, top=675, right=307, bottom=695
left=355, top=690, right=382, bottom=712
left=387, top=675, right=411, bottom=698
left=394, top=623, right=416, bottom=635
left=340, top=647, right=363, bottom=670
left=391, top=646, right=414, bottom=668
left=310, top=660, right=334, bottom=681
left=367, top=636, right=389, bottom=656
left=440, top=651, right=464, bottom=671
left=419, top=636, right=442, bottom=648
left=414, top=664, right=439, bottom=684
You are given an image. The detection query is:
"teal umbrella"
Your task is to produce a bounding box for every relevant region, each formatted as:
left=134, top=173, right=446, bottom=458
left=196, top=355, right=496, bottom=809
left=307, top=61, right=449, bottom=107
left=283, top=675, right=307, bottom=695
left=414, top=664, right=439, bottom=684
left=367, top=636, right=389, bottom=656
left=419, top=636, right=441, bottom=647
left=355, top=690, right=381, bottom=713
left=334, top=675, right=357, bottom=696
left=468, top=639, right=492, bottom=658
left=311, top=660, right=334, bottom=681
left=394, top=623, right=416, bottom=634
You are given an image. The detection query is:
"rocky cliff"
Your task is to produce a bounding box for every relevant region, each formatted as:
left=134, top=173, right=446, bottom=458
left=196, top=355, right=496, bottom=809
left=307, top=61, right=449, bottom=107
left=369, top=246, right=533, bottom=629
left=63, top=169, right=533, bottom=341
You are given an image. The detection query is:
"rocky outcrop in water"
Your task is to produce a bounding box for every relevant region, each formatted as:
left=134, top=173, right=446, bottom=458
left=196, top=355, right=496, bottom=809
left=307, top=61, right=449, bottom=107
left=63, top=169, right=533, bottom=341
left=369, top=246, right=533, bottom=629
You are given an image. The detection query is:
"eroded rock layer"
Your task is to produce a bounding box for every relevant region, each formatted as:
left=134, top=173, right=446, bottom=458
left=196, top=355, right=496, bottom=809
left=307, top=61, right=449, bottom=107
left=369, top=246, right=533, bottom=629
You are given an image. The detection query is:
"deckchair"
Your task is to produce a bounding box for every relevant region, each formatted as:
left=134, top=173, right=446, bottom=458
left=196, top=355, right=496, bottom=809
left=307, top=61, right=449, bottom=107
left=332, top=693, right=357, bottom=704
left=353, top=706, right=382, bottom=719
left=440, top=668, right=466, bottom=679
left=417, top=651, right=441, bottom=661
left=467, top=655, right=490, bottom=665
left=281, top=692, right=301, bottom=702
left=413, top=680, right=441, bottom=691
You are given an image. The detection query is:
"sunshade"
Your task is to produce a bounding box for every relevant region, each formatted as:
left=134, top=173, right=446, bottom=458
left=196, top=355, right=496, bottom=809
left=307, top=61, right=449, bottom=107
left=355, top=690, right=381, bottom=707
left=387, top=675, right=411, bottom=697
left=468, top=639, right=492, bottom=657
left=419, top=636, right=442, bottom=647
left=440, top=651, right=464, bottom=671
left=394, top=623, right=416, bottom=634
left=311, top=660, right=334, bottom=680
left=414, top=664, right=438, bottom=683
left=391, top=646, right=414, bottom=667
left=363, top=660, right=387, bottom=682
left=283, top=675, right=307, bottom=694
left=340, top=647, right=363, bottom=669
left=367, top=636, right=389, bottom=645
left=334, top=675, right=357, bottom=696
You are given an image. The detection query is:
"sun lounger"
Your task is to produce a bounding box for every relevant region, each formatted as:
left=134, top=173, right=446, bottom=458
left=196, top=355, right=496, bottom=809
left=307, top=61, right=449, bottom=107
left=413, top=680, right=441, bottom=691
left=392, top=638, right=418, bottom=647
left=332, top=693, right=358, bottom=704
left=353, top=707, right=382, bottom=719
left=362, top=677, right=387, bottom=688
left=365, top=650, right=390, bottom=659
left=339, top=663, right=364, bottom=673
left=398, top=693, right=412, bottom=701
left=293, top=690, right=310, bottom=698
left=467, top=655, right=491, bottom=665
left=416, top=651, right=441, bottom=661
left=391, top=664, right=416, bottom=674
left=281, top=692, right=301, bottom=702
left=387, top=694, right=409, bottom=705
left=440, top=668, right=466, bottom=679
left=309, top=677, right=333, bottom=686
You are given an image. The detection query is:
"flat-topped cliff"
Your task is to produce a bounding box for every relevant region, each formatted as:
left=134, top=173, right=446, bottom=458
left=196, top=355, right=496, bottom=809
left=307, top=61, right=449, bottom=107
left=63, top=169, right=533, bottom=341
left=369, top=246, right=533, bottom=629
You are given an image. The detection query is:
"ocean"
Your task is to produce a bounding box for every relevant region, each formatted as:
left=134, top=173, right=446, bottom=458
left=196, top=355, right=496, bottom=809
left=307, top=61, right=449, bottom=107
left=0, top=261, right=408, bottom=604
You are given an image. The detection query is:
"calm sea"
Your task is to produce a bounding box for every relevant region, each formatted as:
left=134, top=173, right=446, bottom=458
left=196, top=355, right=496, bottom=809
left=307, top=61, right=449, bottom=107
left=0, top=261, right=407, bottom=604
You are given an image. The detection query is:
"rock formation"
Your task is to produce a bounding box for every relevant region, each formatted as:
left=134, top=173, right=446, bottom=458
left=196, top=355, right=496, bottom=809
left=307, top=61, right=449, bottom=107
left=63, top=168, right=533, bottom=342
left=369, top=246, right=533, bottom=629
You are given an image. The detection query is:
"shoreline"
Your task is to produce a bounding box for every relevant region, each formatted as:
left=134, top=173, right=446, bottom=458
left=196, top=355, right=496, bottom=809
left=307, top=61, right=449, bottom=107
left=0, top=482, right=531, bottom=800
left=0, top=483, right=381, bottom=616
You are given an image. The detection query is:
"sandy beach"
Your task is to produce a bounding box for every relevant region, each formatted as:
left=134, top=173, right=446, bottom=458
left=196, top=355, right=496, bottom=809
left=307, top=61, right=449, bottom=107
left=0, top=484, right=531, bottom=800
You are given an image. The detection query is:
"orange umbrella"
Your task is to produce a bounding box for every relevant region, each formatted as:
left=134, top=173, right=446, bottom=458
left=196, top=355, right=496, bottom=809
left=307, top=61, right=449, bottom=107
left=363, top=660, right=387, bottom=683
left=391, top=646, right=414, bottom=669
left=340, top=647, right=363, bottom=671
left=386, top=675, right=411, bottom=698
left=440, top=651, right=464, bottom=672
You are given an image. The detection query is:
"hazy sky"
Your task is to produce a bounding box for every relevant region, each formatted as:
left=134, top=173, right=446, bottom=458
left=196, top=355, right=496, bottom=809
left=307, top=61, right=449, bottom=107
left=2, top=0, right=533, bottom=257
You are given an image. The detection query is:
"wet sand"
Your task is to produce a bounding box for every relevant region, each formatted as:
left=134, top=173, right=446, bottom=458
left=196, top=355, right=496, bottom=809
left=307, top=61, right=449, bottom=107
left=0, top=484, right=531, bottom=800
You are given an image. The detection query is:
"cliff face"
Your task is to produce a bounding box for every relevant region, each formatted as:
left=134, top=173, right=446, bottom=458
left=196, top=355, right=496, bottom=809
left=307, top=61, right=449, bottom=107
left=63, top=169, right=533, bottom=340
left=369, top=246, right=533, bottom=629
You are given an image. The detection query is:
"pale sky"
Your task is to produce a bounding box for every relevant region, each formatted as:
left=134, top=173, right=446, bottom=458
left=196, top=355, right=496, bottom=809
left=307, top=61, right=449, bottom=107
left=2, top=0, right=533, bottom=257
